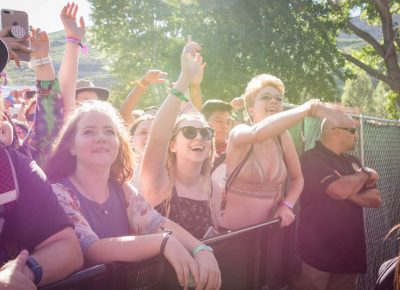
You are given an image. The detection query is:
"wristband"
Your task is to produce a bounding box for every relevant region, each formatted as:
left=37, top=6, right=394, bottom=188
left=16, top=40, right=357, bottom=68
left=135, top=80, right=148, bottom=90
left=26, top=256, right=42, bottom=285
left=191, top=244, right=213, bottom=256
left=279, top=199, right=294, bottom=211
left=30, top=56, right=52, bottom=67
left=66, top=37, right=88, bottom=55
left=160, top=231, right=172, bottom=257
left=171, top=88, right=189, bottom=102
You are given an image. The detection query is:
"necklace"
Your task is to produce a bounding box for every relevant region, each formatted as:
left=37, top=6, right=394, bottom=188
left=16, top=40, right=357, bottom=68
left=69, top=175, right=111, bottom=216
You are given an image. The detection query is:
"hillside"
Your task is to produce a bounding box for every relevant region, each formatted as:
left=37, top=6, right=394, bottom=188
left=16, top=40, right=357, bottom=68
left=4, top=30, right=113, bottom=89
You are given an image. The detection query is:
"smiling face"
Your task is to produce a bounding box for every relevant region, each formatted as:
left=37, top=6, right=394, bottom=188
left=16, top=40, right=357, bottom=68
left=70, top=111, right=120, bottom=169
left=248, top=86, right=284, bottom=123
left=170, top=117, right=213, bottom=165
left=207, top=110, right=232, bottom=144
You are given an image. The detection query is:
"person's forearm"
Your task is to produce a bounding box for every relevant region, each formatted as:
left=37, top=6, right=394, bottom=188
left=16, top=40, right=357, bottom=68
left=120, top=85, right=147, bottom=126
left=161, top=219, right=202, bottom=254
left=348, top=188, right=382, bottom=208
left=148, top=74, right=191, bottom=145
left=33, top=61, right=55, bottom=81
left=326, top=171, right=369, bottom=200
left=85, top=234, right=164, bottom=265
left=284, top=176, right=304, bottom=207
left=58, top=42, right=79, bottom=117
left=189, top=84, right=202, bottom=111
left=251, top=103, right=311, bottom=143
left=30, top=228, right=83, bottom=286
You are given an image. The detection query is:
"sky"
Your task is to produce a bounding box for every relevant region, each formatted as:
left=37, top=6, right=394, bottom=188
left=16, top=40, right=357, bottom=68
left=1, top=0, right=93, bottom=33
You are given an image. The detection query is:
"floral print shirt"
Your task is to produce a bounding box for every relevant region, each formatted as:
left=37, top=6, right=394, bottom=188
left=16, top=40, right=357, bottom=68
left=52, top=182, right=166, bottom=254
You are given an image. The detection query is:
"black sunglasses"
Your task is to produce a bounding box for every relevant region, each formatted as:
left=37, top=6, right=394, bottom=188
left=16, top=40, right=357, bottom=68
left=335, top=127, right=357, bottom=134
left=178, top=126, right=214, bottom=140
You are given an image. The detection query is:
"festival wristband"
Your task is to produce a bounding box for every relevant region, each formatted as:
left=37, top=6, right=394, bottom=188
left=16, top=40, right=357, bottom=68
left=30, top=56, right=52, bottom=67
left=160, top=231, right=172, bottom=257
left=171, top=88, right=189, bottom=102
left=66, top=37, right=88, bottom=55
left=279, top=199, right=294, bottom=211
left=191, top=244, right=213, bottom=256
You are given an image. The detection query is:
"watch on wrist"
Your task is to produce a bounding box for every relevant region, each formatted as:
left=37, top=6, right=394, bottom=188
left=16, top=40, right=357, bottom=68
left=26, top=256, right=42, bottom=285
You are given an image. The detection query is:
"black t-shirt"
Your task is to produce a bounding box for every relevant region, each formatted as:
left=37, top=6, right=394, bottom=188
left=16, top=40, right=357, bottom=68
left=0, top=147, right=72, bottom=262
left=297, top=141, right=367, bottom=273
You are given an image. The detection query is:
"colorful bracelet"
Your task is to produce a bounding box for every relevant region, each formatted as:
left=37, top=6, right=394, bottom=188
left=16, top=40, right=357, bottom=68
left=30, top=56, right=52, bottom=67
left=191, top=244, right=213, bottom=256
left=66, top=37, right=88, bottom=55
left=171, top=88, right=189, bottom=102
left=279, top=199, right=294, bottom=211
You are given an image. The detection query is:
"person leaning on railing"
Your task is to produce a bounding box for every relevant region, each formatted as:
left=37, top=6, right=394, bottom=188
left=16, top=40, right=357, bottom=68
left=45, top=99, right=221, bottom=290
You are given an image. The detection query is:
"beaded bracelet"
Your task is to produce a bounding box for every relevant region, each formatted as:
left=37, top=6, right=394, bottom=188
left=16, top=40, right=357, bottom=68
left=30, top=56, right=52, bottom=67
left=171, top=88, right=189, bottom=102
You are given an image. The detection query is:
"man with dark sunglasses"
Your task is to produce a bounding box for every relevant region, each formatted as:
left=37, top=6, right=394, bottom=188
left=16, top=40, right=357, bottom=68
left=295, top=114, right=382, bottom=290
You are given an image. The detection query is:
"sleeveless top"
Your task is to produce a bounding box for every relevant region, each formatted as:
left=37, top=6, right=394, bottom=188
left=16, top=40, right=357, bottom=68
left=228, top=136, right=287, bottom=199
left=60, top=178, right=130, bottom=239
left=155, top=186, right=212, bottom=239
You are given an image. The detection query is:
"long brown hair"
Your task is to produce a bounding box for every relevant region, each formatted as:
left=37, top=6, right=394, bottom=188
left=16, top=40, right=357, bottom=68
left=162, top=114, right=215, bottom=215
left=386, top=224, right=400, bottom=290
left=45, top=101, right=134, bottom=184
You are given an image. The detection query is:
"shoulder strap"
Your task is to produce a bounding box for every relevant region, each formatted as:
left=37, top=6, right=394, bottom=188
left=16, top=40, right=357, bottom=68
left=225, top=145, right=253, bottom=193
left=211, top=153, right=226, bottom=174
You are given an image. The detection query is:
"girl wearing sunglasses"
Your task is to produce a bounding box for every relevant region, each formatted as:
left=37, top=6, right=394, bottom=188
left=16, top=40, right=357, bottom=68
left=141, top=41, right=223, bottom=240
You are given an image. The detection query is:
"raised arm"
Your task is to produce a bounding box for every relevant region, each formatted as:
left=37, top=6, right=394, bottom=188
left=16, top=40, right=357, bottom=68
left=189, top=59, right=206, bottom=111
left=230, top=99, right=348, bottom=148
left=120, top=69, right=167, bottom=126
left=140, top=41, right=203, bottom=206
left=24, top=29, right=65, bottom=166
left=58, top=3, right=86, bottom=117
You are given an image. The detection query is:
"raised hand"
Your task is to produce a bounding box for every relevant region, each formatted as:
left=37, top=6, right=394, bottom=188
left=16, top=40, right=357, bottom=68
left=230, top=96, right=244, bottom=111
left=191, top=57, right=206, bottom=86
left=0, top=26, right=32, bottom=67
left=30, top=28, right=50, bottom=59
left=180, top=40, right=203, bottom=82
left=142, top=69, right=168, bottom=85
left=61, top=2, right=86, bottom=41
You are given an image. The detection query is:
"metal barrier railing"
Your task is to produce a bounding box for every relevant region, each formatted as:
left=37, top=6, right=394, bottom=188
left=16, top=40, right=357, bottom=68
left=41, top=218, right=290, bottom=290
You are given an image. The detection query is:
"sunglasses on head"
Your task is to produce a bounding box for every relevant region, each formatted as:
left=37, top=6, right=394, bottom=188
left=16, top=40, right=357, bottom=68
left=178, top=126, right=214, bottom=140
left=335, top=127, right=357, bottom=134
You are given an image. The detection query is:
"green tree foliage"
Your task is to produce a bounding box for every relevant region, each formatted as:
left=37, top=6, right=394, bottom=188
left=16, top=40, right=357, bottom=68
left=329, top=0, right=400, bottom=118
left=341, top=72, right=389, bottom=117
left=88, top=0, right=345, bottom=107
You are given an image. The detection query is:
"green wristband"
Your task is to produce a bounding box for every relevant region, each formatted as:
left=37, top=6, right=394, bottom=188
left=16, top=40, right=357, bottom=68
left=171, top=88, right=189, bottom=102
left=192, top=244, right=213, bottom=256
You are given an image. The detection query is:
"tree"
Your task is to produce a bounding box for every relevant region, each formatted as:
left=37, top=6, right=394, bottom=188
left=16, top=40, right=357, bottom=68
left=88, top=0, right=345, bottom=107
left=341, top=72, right=389, bottom=117
left=330, top=0, right=400, bottom=118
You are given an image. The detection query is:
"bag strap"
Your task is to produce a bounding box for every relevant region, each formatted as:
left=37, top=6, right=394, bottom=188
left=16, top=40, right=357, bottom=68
left=211, top=153, right=226, bottom=174
left=225, top=145, right=253, bottom=193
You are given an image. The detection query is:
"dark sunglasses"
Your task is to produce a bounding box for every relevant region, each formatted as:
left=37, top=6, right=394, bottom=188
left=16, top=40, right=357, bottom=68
left=178, top=126, right=214, bottom=140
left=335, top=127, right=357, bottom=134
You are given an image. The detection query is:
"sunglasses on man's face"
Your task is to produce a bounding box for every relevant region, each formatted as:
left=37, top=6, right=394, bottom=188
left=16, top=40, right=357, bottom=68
left=178, top=126, right=214, bottom=140
left=335, top=127, right=357, bottom=134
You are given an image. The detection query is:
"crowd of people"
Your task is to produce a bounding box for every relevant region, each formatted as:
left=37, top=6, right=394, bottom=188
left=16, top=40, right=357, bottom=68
left=0, top=3, right=390, bottom=290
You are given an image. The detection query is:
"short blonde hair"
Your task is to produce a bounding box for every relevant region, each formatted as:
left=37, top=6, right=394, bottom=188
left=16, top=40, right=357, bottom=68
left=243, top=74, right=285, bottom=111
